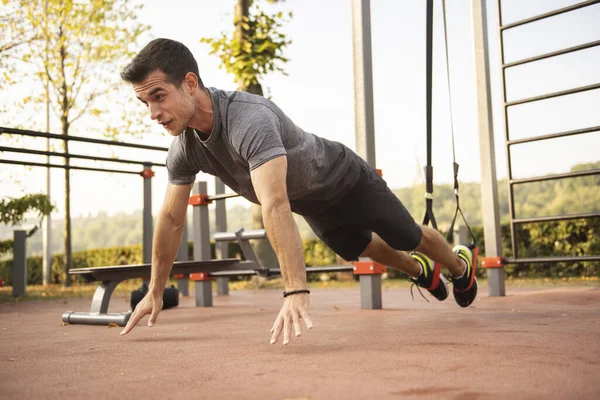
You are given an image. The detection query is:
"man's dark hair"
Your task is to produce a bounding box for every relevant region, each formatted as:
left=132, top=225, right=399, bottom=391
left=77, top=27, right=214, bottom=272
left=121, top=38, right=203, bottom=87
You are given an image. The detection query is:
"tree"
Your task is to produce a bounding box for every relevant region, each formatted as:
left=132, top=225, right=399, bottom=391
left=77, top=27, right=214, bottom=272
left=4, top=0, right=150, bottom=285
left=0, top=194, right=55, bottom=257
left=201, top=0, right=292, bottom=268
left=0, top=0, right=38, bottom=92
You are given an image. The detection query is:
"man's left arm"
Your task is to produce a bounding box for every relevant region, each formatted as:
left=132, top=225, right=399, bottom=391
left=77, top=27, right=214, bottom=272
left=250, top=155, right=314, bottom=345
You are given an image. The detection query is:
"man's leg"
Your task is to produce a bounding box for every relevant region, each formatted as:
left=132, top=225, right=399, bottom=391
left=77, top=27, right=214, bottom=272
left=360, top=226, right=466, bottom=278
left=359, top=232, right=421, bottom=277
left=414, top=225, right=466, bottom=278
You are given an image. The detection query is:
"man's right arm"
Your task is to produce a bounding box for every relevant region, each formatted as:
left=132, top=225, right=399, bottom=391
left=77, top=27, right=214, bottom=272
left=121, top=182, right=192, bottom=335
left=148, top=182, right=194, bottom=294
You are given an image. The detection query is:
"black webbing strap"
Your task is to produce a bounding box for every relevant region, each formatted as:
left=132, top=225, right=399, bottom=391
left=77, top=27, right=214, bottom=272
left=441, top=0, right=476, bottom=248
left=422, top=0, right=436, bottom=231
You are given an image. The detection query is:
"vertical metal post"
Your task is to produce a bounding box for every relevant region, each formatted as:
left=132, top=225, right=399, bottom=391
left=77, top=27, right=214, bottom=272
left=454, top=225, right=468, bottom=246
left=359, top=275, right=382, bottom=309
left=193, top=181, right=213, bottom=306
left=352, top=0, right=376, bottom=167
left=42, top=189, right=51, bottom=286
left=12, top=230, right=27, bottom=297
left=43, top=7, right=52, bottom=287
left=176, top=218, right=189, bottom=296
left=214, top=177, right=229, bottom=295
left=142, top=164, right=153, bottom=265
left=472, top=0, right=505, bottom=296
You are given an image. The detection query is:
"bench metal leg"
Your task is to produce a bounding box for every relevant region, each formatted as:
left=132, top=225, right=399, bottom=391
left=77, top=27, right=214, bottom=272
left=216, top=277, right=229, bottom=295
left=177, top=277, right=190, bottom=296
left=359, top=275, right=382, bottom=309
left=195, top=280, right=213, bottom=307
left=62, top=280, right=131, bottom=326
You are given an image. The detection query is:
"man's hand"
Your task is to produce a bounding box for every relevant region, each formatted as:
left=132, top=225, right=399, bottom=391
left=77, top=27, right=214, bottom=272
left=270, top=293, right=313, bottom=345
left=120, top=291, right=163, bottom=335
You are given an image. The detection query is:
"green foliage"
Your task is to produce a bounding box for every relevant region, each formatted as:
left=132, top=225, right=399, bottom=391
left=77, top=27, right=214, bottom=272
left=201, top=2, right=292, bottom=89
left=0, top=240, right=244, bottom=285
left=0, top=193, right=55, bottom=257
left=0, top=193, right=55, bottom=226
left=394, top=161, right=600, bottom=233
left=303, top=239, right=337, bottom=267
left=2, top=0, right=152, bottom=138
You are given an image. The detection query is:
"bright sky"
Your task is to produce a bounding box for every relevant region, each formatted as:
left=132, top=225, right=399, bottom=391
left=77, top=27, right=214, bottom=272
left=1, top=0, right=599, bottom=219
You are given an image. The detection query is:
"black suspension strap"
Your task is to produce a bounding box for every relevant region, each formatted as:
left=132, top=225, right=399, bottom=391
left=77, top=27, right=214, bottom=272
left=422, top=0, right=437, bottom=231
left=441, top=0, right=476, bottom=248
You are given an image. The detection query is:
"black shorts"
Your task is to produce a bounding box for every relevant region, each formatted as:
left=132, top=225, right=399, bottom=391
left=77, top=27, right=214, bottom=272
left=304, top=162, right=423, bottom=261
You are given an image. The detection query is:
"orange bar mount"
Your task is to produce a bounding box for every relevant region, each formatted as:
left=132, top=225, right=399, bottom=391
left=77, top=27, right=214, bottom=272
left=353, top=261, right=386, bottom=275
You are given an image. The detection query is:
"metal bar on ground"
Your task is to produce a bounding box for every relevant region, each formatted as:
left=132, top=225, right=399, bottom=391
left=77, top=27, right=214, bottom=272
left=509, top=169, right=599, bottom=185
left=214, top=229, right=267, bottom=242
left=206, top=192, right=240, bottom=202
left=0, top=146, right=164, bottom=167
left=503, top=39, right=600, bottom=68
left=505, top=82, right=600, bottom=107
left=0, top=159, right=141, bottom=175
left=514, top=212, right=599, bottom=224
left=0, top=126, right=168, bottom=151
left=500, top=0, right=600, bottom=31
left=507, top=125, right=600, bottom=145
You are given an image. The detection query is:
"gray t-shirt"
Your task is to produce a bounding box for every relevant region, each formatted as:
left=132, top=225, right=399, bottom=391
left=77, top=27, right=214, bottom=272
left=166, top=87, right=362, bottom=216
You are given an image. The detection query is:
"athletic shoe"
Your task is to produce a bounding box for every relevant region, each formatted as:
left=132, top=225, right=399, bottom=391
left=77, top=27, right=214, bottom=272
left=410, top=252, right=448, bottom=301
left=450, top=245, right=478, bottom=307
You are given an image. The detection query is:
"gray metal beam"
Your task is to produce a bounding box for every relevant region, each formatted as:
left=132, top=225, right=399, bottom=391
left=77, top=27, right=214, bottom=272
left=352, top=0, right=376, bottom=167
left=12, top=230, right=27, bottom=297
left=215, top=177, right=229, bottom=296
left=472, top=0, right=505, bottom=296
left=142, top=164, right=153, bottom=266
left=193, top=181, right=213, bottom=306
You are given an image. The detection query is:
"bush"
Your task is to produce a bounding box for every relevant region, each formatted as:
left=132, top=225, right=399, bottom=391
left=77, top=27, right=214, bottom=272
left=1, top=219, right=598, bottom=285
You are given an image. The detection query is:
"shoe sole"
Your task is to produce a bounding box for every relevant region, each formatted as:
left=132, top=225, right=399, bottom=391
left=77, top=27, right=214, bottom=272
left=455, top=278, right=478, bottom=307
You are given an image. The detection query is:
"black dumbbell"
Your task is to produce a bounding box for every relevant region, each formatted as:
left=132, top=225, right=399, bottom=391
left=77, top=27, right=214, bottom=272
left=130, top=283, right=179, bottom=310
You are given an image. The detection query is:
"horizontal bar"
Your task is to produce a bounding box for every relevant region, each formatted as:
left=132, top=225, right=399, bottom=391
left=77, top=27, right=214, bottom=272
left=505, top=255, right=600, bottom=264
left=213, top=229, right=267, bottom=242
left=510, top=169, right=599, bottom=185
left=209, top=265, right=356, bottom=277
left=262, top=266, right=357, bottom=275
left=0, top=146, right=164, bottom=167
left=0, top=158, right=142, bottom=175
left=500, top=0, right=600, bottom=31
left=206, top=192, right=241, bottom=202
left=505, top=82, right=600, bottom=107
left=508, top=125, right=600, bottom=145
left=513, top=212, right=599, bottom=224
left=0, top=126, right=169, bottom=152
left=503, top=39, right=600, bottom=68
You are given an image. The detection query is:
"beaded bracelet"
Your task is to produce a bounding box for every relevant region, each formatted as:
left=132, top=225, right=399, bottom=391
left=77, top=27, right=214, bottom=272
left=283, top=289, right=310, bottom=298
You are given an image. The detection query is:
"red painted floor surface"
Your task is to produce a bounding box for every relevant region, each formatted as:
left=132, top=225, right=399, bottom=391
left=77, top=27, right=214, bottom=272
left=1, top=286, right=599, bottom=400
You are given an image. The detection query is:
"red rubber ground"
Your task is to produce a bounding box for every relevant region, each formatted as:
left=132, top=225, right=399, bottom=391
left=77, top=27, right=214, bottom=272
left=1, top=286, right=599, bottom=399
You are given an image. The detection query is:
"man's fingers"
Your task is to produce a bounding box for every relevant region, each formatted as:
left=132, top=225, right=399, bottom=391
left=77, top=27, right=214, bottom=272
left=120, top=308, right=144, bottom=335
left=300, top=309, right=314, bottom=330
left=270, top=316, right=283, bottom=344
left=292, top=311, right=302, bottom=337
left=283, top=315, right=292, bottom=345
left=148, top=306, right=160, bottom=327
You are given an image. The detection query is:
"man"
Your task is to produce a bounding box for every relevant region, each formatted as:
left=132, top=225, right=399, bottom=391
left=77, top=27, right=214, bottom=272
left=119, top=38, right=477, bottom=345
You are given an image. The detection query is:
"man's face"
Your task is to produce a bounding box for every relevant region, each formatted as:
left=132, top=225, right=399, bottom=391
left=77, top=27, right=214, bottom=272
left=133, top=69, right=195, bottom=136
